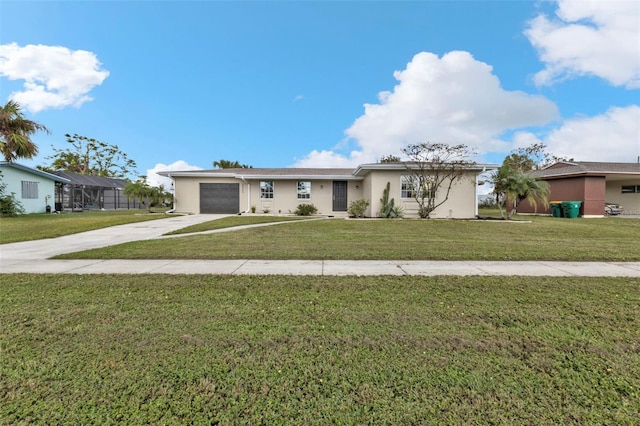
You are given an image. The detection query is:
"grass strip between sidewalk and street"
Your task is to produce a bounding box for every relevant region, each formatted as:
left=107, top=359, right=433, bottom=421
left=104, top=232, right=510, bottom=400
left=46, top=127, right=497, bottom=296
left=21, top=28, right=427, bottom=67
left=1, top=274, right=638, bottom=424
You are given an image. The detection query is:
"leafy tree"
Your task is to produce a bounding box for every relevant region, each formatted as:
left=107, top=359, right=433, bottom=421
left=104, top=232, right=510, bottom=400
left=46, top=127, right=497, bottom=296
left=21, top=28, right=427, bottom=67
left=501, top=153, right=537, bottom=173
left=0, top=171, right=25, bottom=216
left=0, top=100, right=49, bottom=162
left=401, top=142, right=476, bottom=219
left=511, top=143, right=573, bottom=171
left=40, top=134, right=137, bottom=177
left=379, top=155, right=401, bottom=163
left=213, top=159, right=252, bottom=169
left=490, top=142, right=563, bottom=219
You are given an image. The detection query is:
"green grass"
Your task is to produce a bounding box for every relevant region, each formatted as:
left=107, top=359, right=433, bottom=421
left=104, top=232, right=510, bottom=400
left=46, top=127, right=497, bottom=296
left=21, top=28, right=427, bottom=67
left=1, top=274, right=638, bottom=424
left=59, top=215, right=640, bottom=261
left=164, top=215, right=310, bottom=235
left=0, top=210, right=171, bottom=244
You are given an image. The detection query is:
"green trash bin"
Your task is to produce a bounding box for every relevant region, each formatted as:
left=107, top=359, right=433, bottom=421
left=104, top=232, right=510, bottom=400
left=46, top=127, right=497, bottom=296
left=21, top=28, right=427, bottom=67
left=561, top=201, right=582, bottom=218
left=550, top=202, right=563, bottom=218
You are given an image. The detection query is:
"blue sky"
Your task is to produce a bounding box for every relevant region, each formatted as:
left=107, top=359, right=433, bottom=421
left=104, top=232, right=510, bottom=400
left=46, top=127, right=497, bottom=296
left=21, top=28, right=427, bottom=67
left=1, top=0, right=638, bottom=188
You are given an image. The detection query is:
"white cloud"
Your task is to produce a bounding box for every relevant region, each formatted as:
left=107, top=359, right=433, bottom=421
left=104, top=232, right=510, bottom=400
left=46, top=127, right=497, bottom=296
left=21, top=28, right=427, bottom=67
left=512, top=105, right=640, bottom=162
left=293, top=94, right=305, bottom=102
left=525, top=0, right=640, bottom=88
left=294, top=51, right=558, bottom=167
left=147, top=160, right=203, bottom=191
left=0, top=43, right=110, bottom=112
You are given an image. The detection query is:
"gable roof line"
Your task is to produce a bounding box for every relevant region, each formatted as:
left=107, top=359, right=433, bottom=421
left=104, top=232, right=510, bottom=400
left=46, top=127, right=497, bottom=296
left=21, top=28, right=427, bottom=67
left=158, top=163, right=498, bottom=179
left=0, top=162, right=70, bottom=184
left=532, top=161, right=640, bottom=178
left=353, top=162, right=497, bottom=176
left=158, top=167, right=360, bottom=180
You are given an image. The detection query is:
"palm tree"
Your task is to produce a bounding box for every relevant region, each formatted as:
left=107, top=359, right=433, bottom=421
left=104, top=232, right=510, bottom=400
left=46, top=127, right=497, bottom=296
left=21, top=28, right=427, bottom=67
left=212, top=159, right=252, bottom=169
left=124, top=177, right=171, bottom=211
left=493, top=168, right=550, bottom=219
left=0, top=100, right=49, bottom=162
left=123, top=178, right=151, bottom=209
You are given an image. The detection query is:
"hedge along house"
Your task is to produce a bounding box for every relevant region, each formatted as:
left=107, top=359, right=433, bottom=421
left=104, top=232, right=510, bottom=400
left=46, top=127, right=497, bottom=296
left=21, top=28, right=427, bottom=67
left=516, top=162, right=640, bottom=217
left=159, top=162, right=495, bottom=218
left=0, top=162, right=70, bottom=214
left=51, top=171, right=145, bottom=212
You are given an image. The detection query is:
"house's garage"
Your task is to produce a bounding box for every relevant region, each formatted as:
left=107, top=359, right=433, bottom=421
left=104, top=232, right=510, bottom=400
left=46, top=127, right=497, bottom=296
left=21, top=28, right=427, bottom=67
left=199, top=183, right=239, bottom=214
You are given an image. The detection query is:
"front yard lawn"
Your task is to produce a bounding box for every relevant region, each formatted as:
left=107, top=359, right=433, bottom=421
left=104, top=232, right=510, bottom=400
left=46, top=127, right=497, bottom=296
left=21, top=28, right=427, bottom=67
left=1, top=274, right=638, bottom=424
left=57, top=215, right=640, bottom=261
left=0, top=210, right=171, bottom=244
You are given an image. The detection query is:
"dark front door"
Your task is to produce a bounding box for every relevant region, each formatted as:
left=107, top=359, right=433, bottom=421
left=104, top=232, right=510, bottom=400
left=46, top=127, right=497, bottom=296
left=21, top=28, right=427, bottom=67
left=332, top=181, right=348, bottom=211
left=200, top=183, right=239, bottom=213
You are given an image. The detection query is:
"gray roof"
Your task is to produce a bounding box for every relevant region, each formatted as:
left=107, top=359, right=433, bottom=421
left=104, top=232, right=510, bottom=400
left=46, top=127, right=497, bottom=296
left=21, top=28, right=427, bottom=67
left=159, top=167, right=361, bottom=180
left=52, top=171, right=127, bottom=189
left=206, top=167, right=356, bottom=176
left=0, top=162, right=70, bottom=183
left=158, top=163, right=497, bottom=180
left=531, top=162, right=640, bottom=179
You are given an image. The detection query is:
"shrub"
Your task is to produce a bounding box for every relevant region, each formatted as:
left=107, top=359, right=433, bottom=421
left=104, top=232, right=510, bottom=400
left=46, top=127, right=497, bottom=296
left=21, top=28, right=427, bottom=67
left=348, top=199, right=370, bottom=218
left=0, top=176, right=25, bottom=217
left=294, top=203, right=318, bottom=216
left=388, top=205, right=404, bottom=218
left=0, top=193, right=25, bottom=217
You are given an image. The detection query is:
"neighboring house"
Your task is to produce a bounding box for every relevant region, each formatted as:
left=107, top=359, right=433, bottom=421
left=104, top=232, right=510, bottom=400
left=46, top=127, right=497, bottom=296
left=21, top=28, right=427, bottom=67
left=517, top=161, right=640, bottom=217
left=159, top=162, right=495, bottom=218
left=51, top=171, right=144, bottom=211
left=0, top=162, right=70, bottom=214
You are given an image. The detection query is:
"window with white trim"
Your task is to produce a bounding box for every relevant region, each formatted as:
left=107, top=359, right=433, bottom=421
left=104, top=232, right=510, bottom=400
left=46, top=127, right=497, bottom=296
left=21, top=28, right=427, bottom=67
left=260, top=181, right=274, bottom=199
left=297, top=181, right=311, bottom=199
left=401, top=175, right=434, bottom=199
left=401, top=175, right=418, bottom=199
left=21, top=181, right=39, bottom=199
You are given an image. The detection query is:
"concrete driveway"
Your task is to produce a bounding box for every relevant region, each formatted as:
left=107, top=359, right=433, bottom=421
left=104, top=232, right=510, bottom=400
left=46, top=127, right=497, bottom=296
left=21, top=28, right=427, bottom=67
left=1, top=214, right=639, bottom=276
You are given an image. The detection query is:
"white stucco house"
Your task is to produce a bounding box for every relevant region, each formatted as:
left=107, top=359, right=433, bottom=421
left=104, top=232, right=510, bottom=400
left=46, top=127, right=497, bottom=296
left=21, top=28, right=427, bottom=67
left=159, top=162, right=496, bottom=219
left=0, top=162, right=70, bottom=214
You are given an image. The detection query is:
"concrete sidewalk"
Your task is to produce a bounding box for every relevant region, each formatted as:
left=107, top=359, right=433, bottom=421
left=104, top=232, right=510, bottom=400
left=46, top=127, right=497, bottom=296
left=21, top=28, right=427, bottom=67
left=2, top=258, right=640, bottom=276
left=1, top=214, right=639, bottom=276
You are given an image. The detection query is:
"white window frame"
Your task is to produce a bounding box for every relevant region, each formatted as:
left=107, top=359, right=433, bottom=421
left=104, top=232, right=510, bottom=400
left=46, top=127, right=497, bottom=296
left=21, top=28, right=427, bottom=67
left=21, top=181, right=39, bottom=199
left=297, top=181, right=311, bottom=199
left=401, top=175, right=434, bottom=199
left=260, top=181, right=274, bottom=199
left=401, top=175, right=418, bottom=199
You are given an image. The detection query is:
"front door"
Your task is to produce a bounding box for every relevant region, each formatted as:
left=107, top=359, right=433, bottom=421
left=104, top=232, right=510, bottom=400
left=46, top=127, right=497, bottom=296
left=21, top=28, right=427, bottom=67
left=332, top=181, right=348, bottom=211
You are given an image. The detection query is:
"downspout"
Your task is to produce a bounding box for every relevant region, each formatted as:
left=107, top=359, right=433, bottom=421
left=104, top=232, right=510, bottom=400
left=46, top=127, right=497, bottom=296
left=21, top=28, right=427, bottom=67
left=240, top=176, right=250, bottom=213
left=475, top=167, right=486, bottom=217
left=165, top=174, right=176, bottom=214
left=474, top=173, right=479, bottom=217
